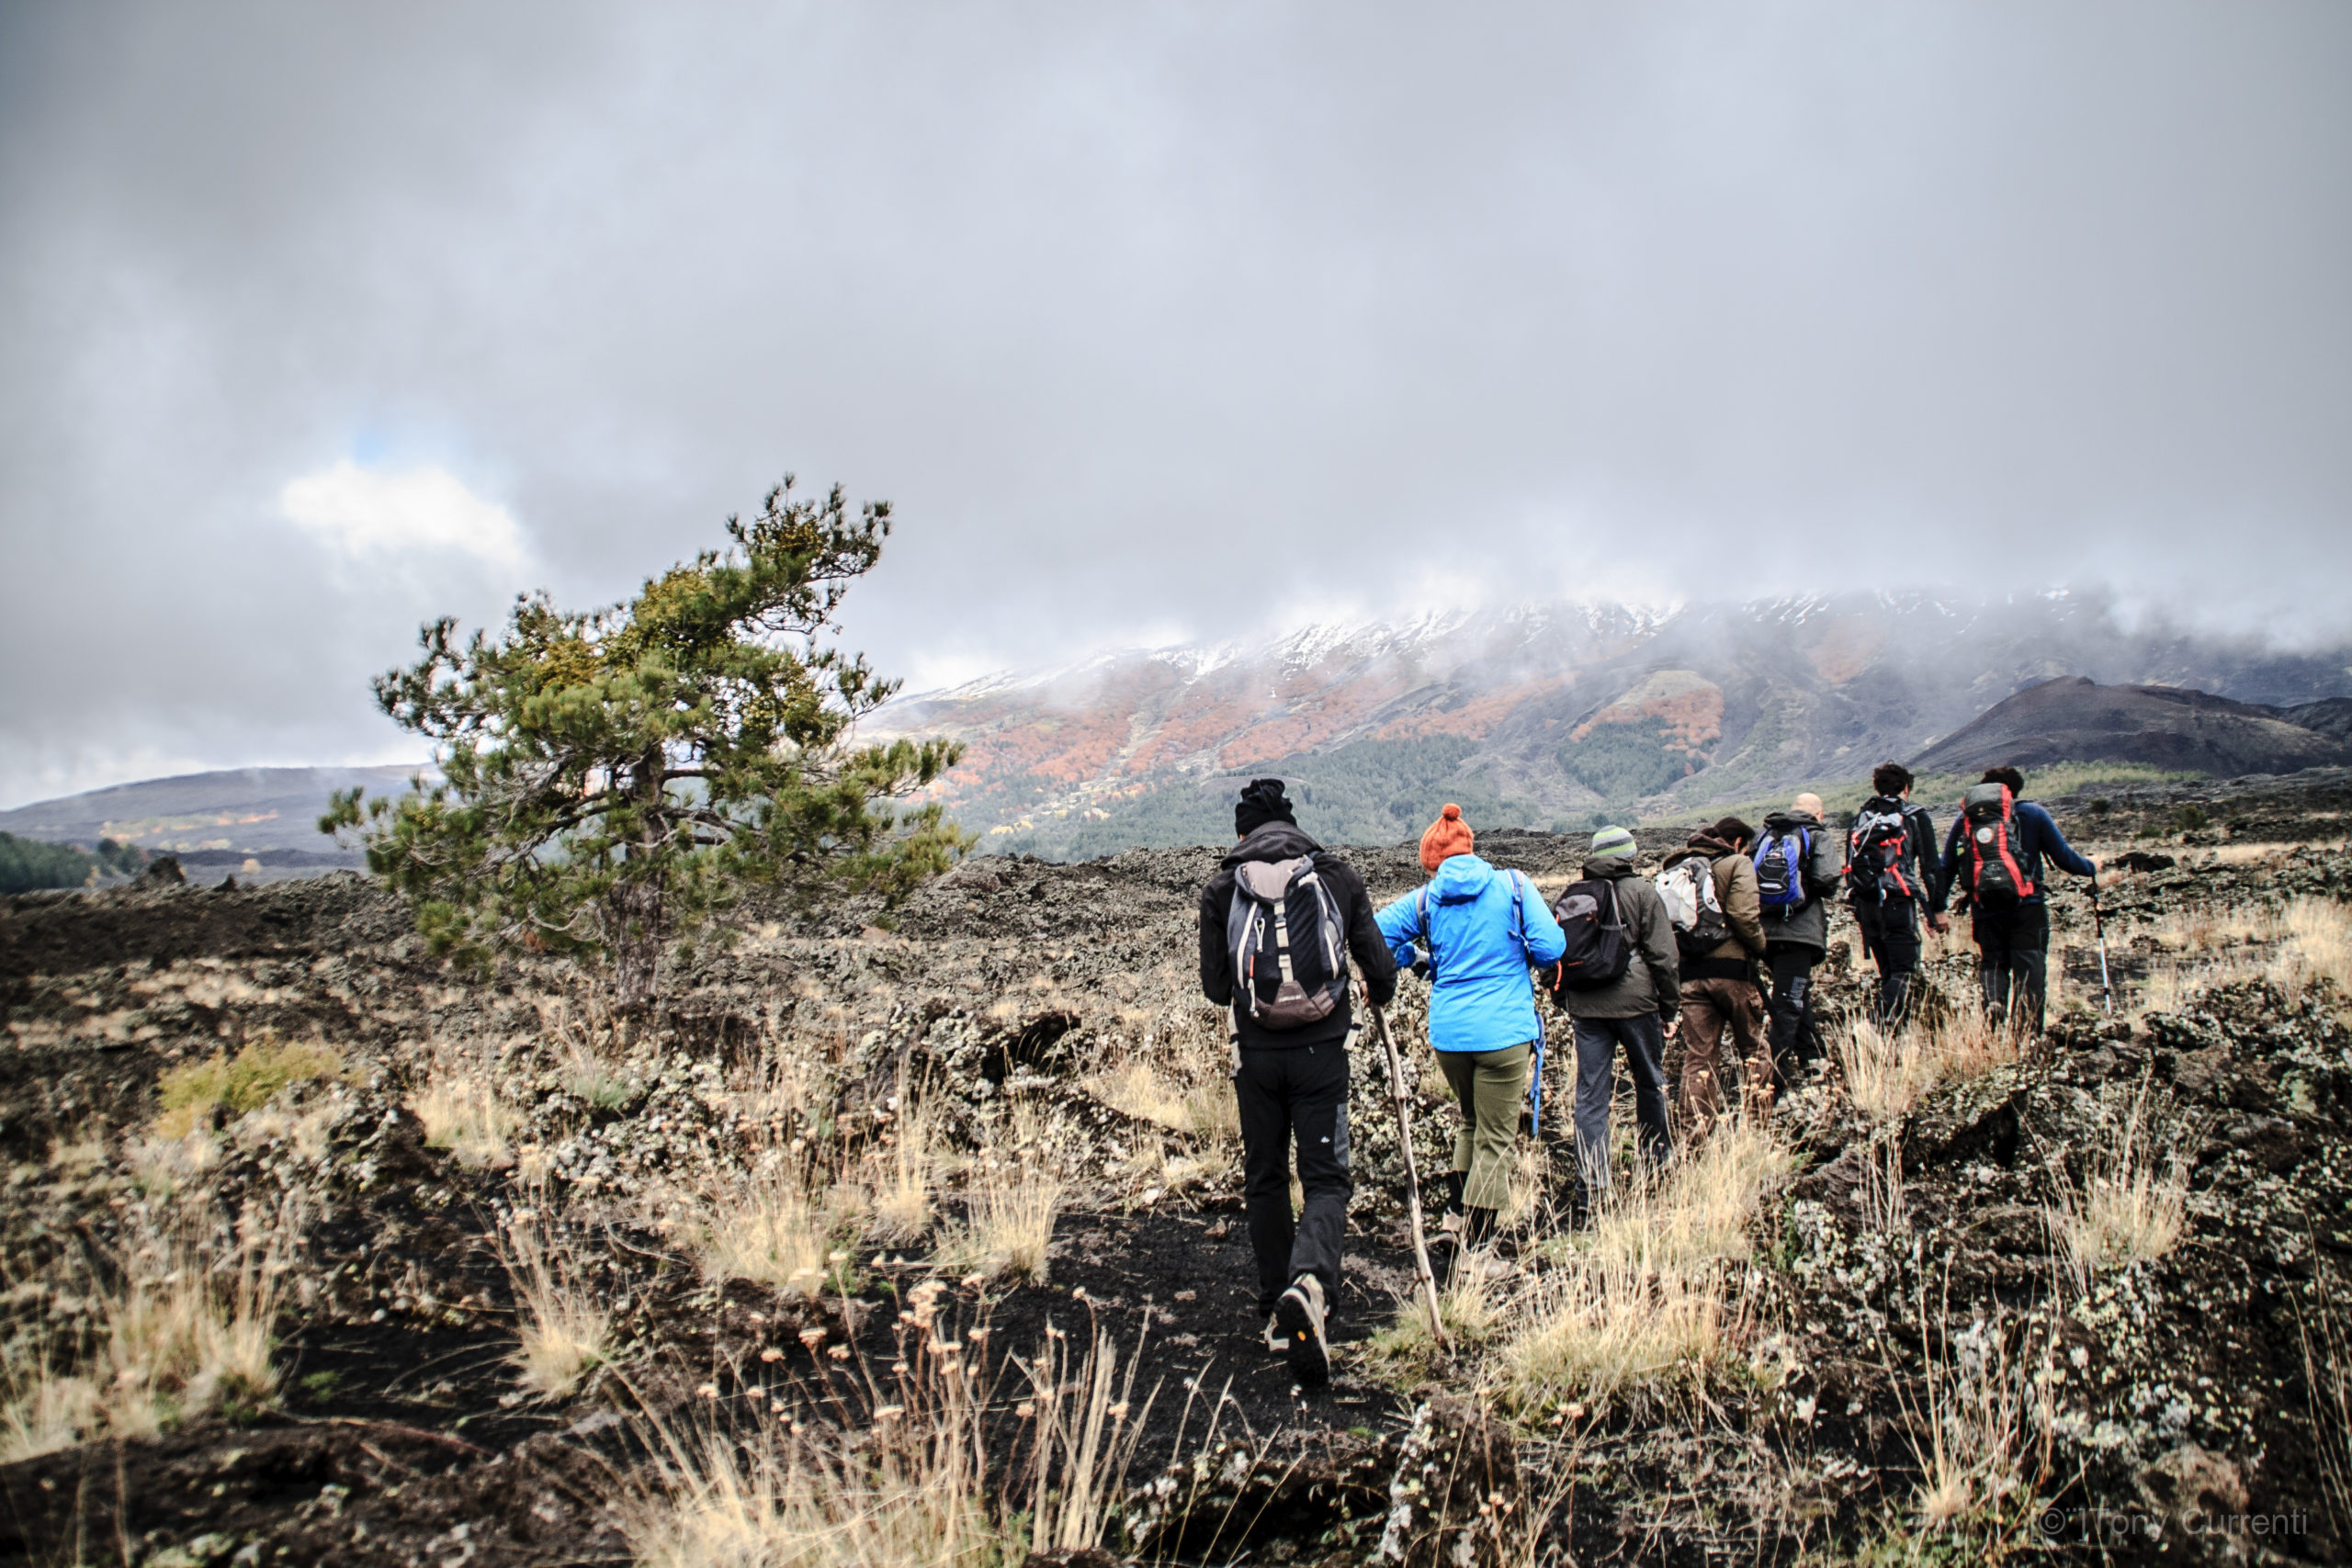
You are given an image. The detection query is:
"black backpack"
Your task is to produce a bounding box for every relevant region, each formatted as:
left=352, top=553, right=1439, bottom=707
left=1226, top=855, right=1351, bottom=1028
left=1545, top=875, right=1632, bottom=1001
left=1957, top=784, right=2036, bottom=911
left=1846, top=804, right=1922, bottom=903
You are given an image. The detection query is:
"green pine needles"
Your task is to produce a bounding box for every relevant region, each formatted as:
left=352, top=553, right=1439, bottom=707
left=323, top=477, right=967, bottom=1010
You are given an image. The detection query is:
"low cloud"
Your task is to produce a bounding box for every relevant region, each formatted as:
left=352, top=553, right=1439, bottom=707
left=280, top=460, right=527, bottom=571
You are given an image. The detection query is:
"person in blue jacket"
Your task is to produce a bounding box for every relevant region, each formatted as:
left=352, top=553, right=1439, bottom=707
left=1375, top=804, right=1566, bottom=1277
left=1941, top=765, right=2100, bottom=1032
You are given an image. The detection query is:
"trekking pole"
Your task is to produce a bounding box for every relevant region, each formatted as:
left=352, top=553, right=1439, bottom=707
left=2090, top=875, right=2114, bottom=1016
left=1365, top=989, right=1451, bottom=1357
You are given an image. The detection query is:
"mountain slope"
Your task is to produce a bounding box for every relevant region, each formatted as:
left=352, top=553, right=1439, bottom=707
left=0, top=765, right=429, bottom=859
left=870, top=592, right=2352, bottom=854
left=1910, top=678, right=2352, bottom=777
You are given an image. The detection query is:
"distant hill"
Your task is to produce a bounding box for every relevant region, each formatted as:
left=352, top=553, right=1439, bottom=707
left=868, top=592, right=2352, bottom=856
left=1909, top=678, right=2352, bottom=778
left=0, top=765, right=431, bottom=877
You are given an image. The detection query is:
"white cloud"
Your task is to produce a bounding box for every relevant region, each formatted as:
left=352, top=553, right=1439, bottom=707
left=279, top=460, right=527, bottom=570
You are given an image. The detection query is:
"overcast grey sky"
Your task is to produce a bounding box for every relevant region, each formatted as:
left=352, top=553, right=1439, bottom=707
left=4, top=2, right=2348, bottom=807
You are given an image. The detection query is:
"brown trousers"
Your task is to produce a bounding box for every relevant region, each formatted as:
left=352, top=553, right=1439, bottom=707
left=1676, top=976, right=1773, bottom=1137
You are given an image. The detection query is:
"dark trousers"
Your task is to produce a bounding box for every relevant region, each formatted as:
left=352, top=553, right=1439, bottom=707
left=1973, top=901, right=2052, bottom=1033
left=1851, top=898, right=1922, bottom=1027
left=1764, top=943, right=1821, bottom=1081
left=1570, top=1013, right=1672, bottom=1194
left=1234, top=1042, right=1351, bottom=1316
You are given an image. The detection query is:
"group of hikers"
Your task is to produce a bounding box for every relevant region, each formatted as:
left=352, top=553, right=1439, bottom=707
left=1196, top=762, right=2099, bottom=1384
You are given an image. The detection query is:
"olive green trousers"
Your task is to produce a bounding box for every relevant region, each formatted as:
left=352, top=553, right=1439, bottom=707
left=1435, top=1042, right=1531, bottom=1213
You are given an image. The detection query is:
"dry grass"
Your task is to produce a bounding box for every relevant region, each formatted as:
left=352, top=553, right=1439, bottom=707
left=1577, top=1120, right=1797, bottom=1275
left=937, top=1166, right=1065, bottom=1285
left=867, top=1098, right=938, bottom=1247
left=696, top=1166, right=855, bottom=1299
left=503, top=1216, right=612, bottom=1400
left=1889, top=1283, right=2059, bottom=1552
left=2, top=1206, right=299, bottom=1450
left=154, top=1037, right=343, bottom=1139
left=631, top=1412, right=998, bottom=1568
left=101, top=1219, right=287, bottom=1436
left=409, top=1072, right=522, bottom=1169
left=1497, top=1243, right=1729, bottom=1409
left=2270, top=897, right=2352, bottom=1001
left=1492, top=1119, right=1793, bottom=1409
left=1086, top=1058, right=1189, bottom=1131
left=627, top=1322, right=1148, bottom=1567
left=1832, top=1008, right=2023, bottom=1124
left=2046, top=1081, right=2190, bottom=1287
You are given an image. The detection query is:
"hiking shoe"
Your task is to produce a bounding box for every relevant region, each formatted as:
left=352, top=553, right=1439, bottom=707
left=1261, top=1315, right=1290, bottom=1354
left=1275, top=1273, right=1329, bottom=1385
left=1460, top=1247, right=1516, bottom=1284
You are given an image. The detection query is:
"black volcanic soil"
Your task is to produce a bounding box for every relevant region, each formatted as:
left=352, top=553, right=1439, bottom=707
left=2, top=774, right=2349, bottom=1564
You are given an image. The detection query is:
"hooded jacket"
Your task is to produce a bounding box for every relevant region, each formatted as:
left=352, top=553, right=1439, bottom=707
left=1559, top=857, right=1680, bottom=1021
left=1755, top=808, right=1845, bottom=955
left=1661, top=830, right=1765, bottom=980
left=1199, top=821, right=1397, bottom=1051
left=1374, top=853, right=1567, bottom=1053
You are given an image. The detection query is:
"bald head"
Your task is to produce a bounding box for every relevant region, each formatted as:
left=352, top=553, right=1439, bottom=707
left=1793, top=793, right=1825, bottom=818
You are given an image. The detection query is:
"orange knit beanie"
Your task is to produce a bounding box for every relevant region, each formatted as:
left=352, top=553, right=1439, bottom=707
left=1419, top=803, right=1475, bottom=872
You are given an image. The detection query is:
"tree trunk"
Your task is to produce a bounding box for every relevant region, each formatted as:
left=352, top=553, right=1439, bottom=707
left=610, top=878, right=662, bottom=1015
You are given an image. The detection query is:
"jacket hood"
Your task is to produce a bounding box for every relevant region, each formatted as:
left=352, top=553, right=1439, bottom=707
left=1860, top=795, right=1913, bottom=816
left=1220, top=820, right=1323, bottom=868
left=1681, top=830, right=1738, bottom=859
left=1583, top=858, right=1640, bottom=880
left=1427, top=852, right=1498, bottom=904
left=1761, top=810, right=1824, bottom=831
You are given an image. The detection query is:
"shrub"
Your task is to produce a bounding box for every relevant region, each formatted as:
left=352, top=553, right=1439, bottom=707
left=155, top=1039, right=344, bottom=1139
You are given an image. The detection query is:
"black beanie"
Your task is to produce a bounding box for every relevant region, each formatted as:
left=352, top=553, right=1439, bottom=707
left=1234, top=777, right=1296, bottom=837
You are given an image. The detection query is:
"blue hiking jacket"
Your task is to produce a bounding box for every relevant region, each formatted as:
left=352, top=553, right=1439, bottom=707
left=1941, top=799, right=2096, bottom=908
left=1375, top=854, right=1566, bottom=1053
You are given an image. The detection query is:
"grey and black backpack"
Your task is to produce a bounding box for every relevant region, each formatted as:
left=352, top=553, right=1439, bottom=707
left=1227, top=857, right=1351, bottom=1028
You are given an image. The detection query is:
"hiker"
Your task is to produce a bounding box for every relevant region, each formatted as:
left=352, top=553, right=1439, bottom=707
left=1555, top=825, right=1679, bottom=1210
left=1753, top=793, right=1845, bottom=1089
left=1197, top=777, right=1397, bottom=1385
left=1658, top=818, right=1770, bottom=1138
left=1942, top=765, right=2099, bottom=1033
left=1375, top=804, right=1566, bottom=1280
left=1844, top=762, right=1950, bottom=1028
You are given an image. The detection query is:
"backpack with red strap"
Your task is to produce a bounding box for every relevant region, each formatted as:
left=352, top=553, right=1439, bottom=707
left=1957, top=783, right=2036, bottom=911
left=1846, top=801, right=1924, bottom=903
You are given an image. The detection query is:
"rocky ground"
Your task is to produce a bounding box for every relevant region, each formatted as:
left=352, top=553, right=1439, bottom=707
left=0, top=772, right=2347, bottom=1565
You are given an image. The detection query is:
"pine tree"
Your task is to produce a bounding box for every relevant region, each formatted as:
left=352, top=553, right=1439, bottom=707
left=324, top=478, right=966, bottom=1010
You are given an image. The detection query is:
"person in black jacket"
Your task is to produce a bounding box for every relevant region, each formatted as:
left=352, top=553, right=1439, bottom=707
left=1844, top=762, right=1950, bottom=1027
left=1941, top=765, right=2101, bottom=1033
left=1198, top=777, right=1397, bottom=1385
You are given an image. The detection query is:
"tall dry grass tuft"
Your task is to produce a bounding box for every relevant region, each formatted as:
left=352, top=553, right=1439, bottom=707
left=96, top=1208, right=293, bottom=1438
left=2297, top=1294, right=2352, bottom=1534
left=1889, top=1279, right=2060, bottom=1550
left=409, top=1071, right=521, bottom=1169
left=2046, top=1079, right=2190, bottom=1287
left=2271, top=897, right=2352, bottom=1001
left=502, top=1215, right=612, bottom=1399
left=696, top=1164, right=855, bottom=1300
left=1498, top=1242, right=1727, bottom=1407
left=626, top=1322, right=1150, bottom=1567
left=939, top=1166, right=1065, bottom=1284
left=1495, top=1117, right=1793, bottom=1409
left=867, top=1096, right=938, bottom=1247
left=1831, top=1007, right=2023, bottom=1124
left=1017, top=1325, right=1156, bottom=1553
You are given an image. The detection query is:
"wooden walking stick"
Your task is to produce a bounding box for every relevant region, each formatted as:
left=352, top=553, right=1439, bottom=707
left=1365, top=987, right=1450, bottom=1355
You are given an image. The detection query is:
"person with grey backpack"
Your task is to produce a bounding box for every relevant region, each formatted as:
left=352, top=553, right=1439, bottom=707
left=1197, top=778, right=1396, bottom=1385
